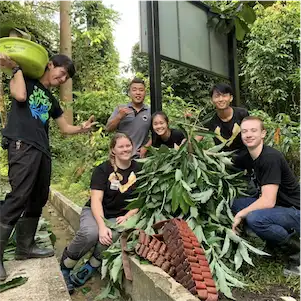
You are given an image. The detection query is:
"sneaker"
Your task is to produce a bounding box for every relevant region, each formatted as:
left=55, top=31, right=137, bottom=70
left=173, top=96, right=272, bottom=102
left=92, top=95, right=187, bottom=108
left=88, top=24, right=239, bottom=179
left=70, top=262, right=97, bottom=287
left=283, top=263, right=300, bottom=277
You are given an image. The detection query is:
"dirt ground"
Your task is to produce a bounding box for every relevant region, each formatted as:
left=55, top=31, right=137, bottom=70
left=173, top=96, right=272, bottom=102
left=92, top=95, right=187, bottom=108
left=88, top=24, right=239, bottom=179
left=220, top=287, right=299, bottom=301
left=42, top=203, right=115, bottom=301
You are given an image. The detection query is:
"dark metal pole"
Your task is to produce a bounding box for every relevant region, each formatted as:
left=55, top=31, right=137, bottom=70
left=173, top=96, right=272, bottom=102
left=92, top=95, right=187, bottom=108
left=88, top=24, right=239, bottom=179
left=228, top=31, right=240, bottom=106
left=146, top=1, right=162, bottom=114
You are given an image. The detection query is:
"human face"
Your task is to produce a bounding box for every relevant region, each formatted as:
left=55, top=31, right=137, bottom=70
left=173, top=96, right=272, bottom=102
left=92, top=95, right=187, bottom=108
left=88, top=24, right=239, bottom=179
left=47, top=62, right=70, bottom=87
left=112, top=137, right=133, bottom=162
left=211, top=90, right=233, bottom=110
left=152, top=115, right=169, bottom=137
left=129, top=83, right=146, bottom=105
left=241, top=120, right=266, bottom=149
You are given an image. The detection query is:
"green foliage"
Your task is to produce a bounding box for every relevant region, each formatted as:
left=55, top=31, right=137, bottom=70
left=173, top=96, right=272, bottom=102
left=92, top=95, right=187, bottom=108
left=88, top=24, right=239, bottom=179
left=73, top=89, right=127, bottom=126
left=205, top=1, right=274, bottom=40
left=250, top=110, right=299, bottom=154
left=99, top=138, right=270, bottom=299
left=0, top=276, right=28, bottom=293
left=72, top=1, right=120, bottom=92
left=240, top=2, right=300, bottom=119
left=0, top=1, right=59, bottom=55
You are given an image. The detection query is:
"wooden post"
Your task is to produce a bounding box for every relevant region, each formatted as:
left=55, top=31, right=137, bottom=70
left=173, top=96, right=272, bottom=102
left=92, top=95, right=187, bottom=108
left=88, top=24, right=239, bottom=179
left=60, top=0, right=73, bottom=124
left=0, top=71, right=7, bottom=127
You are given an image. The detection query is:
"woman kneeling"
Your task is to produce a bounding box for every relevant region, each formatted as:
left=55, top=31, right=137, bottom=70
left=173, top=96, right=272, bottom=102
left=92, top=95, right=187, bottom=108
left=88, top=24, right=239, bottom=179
left=60, top=133, right=139, bottom=294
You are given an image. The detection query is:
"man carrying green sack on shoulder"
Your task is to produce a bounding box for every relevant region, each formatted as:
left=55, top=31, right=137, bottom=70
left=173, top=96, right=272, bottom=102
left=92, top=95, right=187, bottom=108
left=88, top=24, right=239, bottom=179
left=0, top=53, right=97, bottom=281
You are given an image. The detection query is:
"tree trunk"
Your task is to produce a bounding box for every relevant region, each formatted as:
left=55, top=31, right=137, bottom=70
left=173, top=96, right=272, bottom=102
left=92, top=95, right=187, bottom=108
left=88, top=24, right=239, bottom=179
left=0, top=71, right=7, bottom=128
left=60, top=0, right=73, bottom=124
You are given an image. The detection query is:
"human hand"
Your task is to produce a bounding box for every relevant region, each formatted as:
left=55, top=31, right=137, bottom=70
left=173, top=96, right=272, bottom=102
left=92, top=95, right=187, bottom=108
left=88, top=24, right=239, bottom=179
left=138, top=146, right=147, bottom=158
left=81, top=115, right=98, bottom=132
left=99, top=226, right=113, bottom=246
left=232, top=214, right=243, bottom=235
left=0, top=53, right=18, bottom=70
left=117, top=106, right=132, bottom=119
left=116, top=215, right=128, bottom=224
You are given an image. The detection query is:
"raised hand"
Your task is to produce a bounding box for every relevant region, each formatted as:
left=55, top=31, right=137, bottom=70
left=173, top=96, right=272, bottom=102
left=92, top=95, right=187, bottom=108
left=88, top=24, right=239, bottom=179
left=0, top=53, right=17, bottom=70
left=81, top=115, right=98, bottom=132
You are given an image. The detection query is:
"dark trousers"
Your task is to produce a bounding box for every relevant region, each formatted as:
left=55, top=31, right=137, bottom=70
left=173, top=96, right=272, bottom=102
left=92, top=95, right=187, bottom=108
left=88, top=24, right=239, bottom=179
left=232, top=197, right=300, bottom=245
left=0, top=140, right=51, bottom=226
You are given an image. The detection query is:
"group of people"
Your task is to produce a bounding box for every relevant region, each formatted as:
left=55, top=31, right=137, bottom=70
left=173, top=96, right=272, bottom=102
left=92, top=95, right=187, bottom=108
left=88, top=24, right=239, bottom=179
left=0, top=53, right=299, bottom=295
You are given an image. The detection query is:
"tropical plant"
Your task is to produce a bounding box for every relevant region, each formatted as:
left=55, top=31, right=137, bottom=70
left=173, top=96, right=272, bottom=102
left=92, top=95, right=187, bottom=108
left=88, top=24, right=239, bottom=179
left=205, top=1, right=275, bottom=40
left=240, top=2, right=300, bottom=119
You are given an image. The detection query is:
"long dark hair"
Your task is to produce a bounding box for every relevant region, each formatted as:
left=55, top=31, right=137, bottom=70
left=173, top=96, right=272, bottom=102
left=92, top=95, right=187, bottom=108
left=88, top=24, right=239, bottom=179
left=151, top=111, right=169, bottom=127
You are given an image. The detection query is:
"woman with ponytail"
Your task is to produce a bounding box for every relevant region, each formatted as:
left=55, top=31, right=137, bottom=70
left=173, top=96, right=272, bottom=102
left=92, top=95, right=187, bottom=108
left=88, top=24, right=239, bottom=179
left=60, top=133, right=140, bottom=294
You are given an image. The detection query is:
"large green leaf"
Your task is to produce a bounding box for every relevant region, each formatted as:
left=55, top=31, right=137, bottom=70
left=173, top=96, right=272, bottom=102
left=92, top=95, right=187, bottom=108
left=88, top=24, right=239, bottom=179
left=215, top=262, right=234, bottom=299
left=234, top=17, right=247, bottom=41
left=238, top=242, right=254, bottom=266
left=240, top=4, right=256, bottom=24
left=0, top=276, right=28, bottom=293
left=234, top=247, right=243, bottom=271
left=219, top=233, right=230, bottom=258
left=109, top=254, right=123, bottom=283
left=171, top=185, right=179, bottom=212
left=175, top=169, right=182, bottom=181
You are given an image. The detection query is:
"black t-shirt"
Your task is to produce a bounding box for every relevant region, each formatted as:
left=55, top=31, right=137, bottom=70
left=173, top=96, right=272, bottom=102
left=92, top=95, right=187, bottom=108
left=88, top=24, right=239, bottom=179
left=152, top=129, right=185, bottom=148
left=205, top=107, right=249, bottom=152
left=254, top=145, right=300, bottom=209
left=2, top=77, right=63, bottom=157
left=85, top=160, right=140, bottom=219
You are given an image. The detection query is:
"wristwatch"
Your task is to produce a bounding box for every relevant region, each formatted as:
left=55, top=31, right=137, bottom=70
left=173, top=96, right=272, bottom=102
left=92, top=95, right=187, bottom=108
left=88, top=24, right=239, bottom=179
left=12, top=65, right=22, bottom=76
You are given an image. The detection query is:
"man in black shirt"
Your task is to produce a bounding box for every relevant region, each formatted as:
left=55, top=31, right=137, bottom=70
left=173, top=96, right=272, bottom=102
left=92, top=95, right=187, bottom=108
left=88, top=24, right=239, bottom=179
left=0, top=53, right=97, bottom=281
left=232, top=116, right=300, bottom=275
left=205, top=83, right=249, bottom=152
left=201, top=83, right=253, bottom=173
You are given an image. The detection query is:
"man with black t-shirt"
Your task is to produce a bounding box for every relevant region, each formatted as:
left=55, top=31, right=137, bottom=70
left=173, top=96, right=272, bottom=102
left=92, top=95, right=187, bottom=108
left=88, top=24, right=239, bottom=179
left=0, top=53, right=97, bottom=281
left=232, top=116, right=300, bottom=276
left=205, top=83, right=249, bottom=152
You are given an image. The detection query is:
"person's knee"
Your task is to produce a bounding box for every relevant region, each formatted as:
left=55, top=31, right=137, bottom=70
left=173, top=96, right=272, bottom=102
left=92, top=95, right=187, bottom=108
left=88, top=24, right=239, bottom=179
left=245, top=211, right=264, bottom=232
left=79, top=227, right=98, bottom=245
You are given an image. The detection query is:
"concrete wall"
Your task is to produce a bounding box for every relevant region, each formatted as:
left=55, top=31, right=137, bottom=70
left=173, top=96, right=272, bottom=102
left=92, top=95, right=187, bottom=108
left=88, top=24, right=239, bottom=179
left=48, top=188, right=198, bottom=301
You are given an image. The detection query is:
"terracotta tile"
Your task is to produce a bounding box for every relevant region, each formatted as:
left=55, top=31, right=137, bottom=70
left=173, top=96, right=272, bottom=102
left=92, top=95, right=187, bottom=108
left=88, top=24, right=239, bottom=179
left=197, top=289, right=208, bottom=300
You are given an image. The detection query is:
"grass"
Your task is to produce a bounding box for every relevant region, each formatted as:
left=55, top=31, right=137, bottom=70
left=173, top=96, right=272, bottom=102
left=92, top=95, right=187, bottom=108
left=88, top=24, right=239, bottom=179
left=241, top=255, right=300, bottom=294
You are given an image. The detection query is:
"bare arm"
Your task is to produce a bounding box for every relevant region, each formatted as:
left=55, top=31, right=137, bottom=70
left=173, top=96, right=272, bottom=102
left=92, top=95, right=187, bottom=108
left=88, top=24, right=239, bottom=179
left=56, top=115, right=97, bottom=135
left=232, top=184, right=278, bottom=233
left=138, top=137, right=152, bottom=158
left=0, top=53, right=26, bottom=102
left=236, top=184, right=278, bottom=218
left=106, top=106, right=132, bottom=132
left=10, top=70, right=27, bottom=102
left=125, top=208, right=139, bottom=219
left=106, top=114, right=122, bottom=132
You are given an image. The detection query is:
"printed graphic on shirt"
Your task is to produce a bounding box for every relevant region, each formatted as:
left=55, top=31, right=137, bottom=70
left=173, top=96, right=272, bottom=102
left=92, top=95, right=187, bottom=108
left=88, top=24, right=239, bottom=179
left=214, top=123, right=241, bottom=147
left=29, top=86, right=52, bottom=124
left=108, top=171, right=137, bottom=193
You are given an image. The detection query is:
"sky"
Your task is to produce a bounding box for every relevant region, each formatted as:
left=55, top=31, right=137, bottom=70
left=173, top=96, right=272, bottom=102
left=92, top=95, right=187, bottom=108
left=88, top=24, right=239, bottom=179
left=102, top=0, right=140, bottom=72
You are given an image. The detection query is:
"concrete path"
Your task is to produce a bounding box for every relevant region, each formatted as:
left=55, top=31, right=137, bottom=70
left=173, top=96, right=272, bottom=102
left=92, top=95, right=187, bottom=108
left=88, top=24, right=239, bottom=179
left=1, top=256, right=71, bottom=301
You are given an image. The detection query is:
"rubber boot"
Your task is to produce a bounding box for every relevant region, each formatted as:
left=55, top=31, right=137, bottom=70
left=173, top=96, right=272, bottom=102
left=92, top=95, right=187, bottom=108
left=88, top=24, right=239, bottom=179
left=0, top=223, right=14, bottom=281
left=15, top=217, right=54, bottom=260
left=70, top=255, right=101, bottom=287
left=60, top=248, right=77, bottom=295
